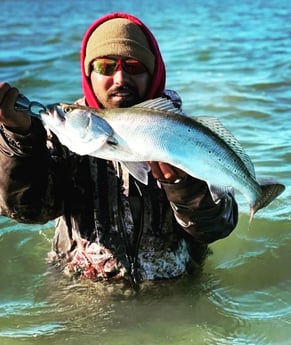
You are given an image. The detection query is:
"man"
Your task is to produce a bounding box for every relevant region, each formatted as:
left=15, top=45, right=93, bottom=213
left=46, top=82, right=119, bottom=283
left=0, top=13, right=238, bottom=289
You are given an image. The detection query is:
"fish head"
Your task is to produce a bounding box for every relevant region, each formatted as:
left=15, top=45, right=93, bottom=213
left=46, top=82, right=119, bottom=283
left=43, top=103, right=93, bottom=137
left=40, top=103, right=115, bottom=155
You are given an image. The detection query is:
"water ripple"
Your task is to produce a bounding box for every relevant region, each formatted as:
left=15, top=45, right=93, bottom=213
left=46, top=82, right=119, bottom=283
left=0, top=0, right=291, bottom=344
left=208, top=285, right=291, bottom=321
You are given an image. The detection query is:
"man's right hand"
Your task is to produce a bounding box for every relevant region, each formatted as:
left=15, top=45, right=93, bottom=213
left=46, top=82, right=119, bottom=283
left=0, top=82, right=32, bottom=134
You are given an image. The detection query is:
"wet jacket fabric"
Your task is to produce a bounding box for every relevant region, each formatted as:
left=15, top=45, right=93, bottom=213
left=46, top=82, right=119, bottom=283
left=0, top=13, right=238, bottom=285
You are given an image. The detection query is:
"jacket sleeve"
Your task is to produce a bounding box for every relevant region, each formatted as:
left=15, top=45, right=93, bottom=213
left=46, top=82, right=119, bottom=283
left=0, top=118, right=67, bottom=223
left=160, top=176, right=238, bottom=243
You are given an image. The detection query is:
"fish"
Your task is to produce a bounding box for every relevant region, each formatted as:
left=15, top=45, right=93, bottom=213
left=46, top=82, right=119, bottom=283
left=39, top=97, right=285, bottom=220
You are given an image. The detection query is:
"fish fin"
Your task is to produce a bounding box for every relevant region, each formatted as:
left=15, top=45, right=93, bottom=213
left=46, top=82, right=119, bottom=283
left=250, top=182, right=285, bottom=222
left=75, top=135, right=111, bottom=155
left=209, top=185, right=235, bottom=204
left=121, top=162, right=151, bottom=185
left=132, top=97, right=184, bottom=115
left=89, top=111, right=114, bottom=137
left=194, top=116, right=256, bottom=178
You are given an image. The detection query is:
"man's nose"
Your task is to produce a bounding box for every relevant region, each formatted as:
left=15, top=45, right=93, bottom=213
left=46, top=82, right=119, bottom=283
left=113, top=65, right=127, bottom=84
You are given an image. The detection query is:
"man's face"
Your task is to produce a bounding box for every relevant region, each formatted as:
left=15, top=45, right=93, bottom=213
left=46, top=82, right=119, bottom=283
left=90, top=56, right=151, bottom=109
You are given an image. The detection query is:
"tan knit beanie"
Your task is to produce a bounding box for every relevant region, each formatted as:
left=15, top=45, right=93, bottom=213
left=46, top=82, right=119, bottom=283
left=84, top=18, right=155, bottom=76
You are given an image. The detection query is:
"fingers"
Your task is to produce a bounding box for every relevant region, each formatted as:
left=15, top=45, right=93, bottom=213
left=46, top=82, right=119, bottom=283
left=0, top=82, right=12, bottom=104
left=0, top=83, right=19, bottom=112
left=149, top=162, right=187, bottom=181
left=157, top=162, right=175, bottom=180
left=0, top=82, right=19, bottom=113
left=0, top=82, right=31, bottom=133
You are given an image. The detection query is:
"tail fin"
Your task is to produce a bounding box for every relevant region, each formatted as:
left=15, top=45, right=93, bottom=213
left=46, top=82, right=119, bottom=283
left=250, top=182, right=285, bottom=221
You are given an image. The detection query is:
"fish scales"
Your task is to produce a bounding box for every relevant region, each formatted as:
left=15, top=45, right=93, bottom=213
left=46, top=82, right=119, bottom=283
left=99, top=107, right=260, bottom=197
left=39, top=97, right=285, bottom=220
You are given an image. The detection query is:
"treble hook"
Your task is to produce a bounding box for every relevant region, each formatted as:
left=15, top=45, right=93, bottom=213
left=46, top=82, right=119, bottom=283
left=14, top=94, right=48, bottom=117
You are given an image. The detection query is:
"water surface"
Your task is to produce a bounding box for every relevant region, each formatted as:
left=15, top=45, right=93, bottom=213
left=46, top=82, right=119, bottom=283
left=0, top=0, right=290, bottom=344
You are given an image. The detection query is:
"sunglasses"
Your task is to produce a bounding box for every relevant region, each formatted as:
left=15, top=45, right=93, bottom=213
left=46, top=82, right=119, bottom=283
left=91, top=57, right=147, bottom=76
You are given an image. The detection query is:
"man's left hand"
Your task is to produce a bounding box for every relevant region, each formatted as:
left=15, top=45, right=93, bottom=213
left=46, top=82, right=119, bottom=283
left=149, top=162, right=187, bottom=183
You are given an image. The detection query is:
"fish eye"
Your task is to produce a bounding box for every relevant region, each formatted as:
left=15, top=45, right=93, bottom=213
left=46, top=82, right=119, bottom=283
left=63, top=106, right=72, bottom=113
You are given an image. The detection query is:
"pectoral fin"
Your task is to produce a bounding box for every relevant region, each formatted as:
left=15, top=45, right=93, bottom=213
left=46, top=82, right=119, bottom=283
left=78, top=134, right=112, bottom=155
left=121, top=162, right=151, bottom=185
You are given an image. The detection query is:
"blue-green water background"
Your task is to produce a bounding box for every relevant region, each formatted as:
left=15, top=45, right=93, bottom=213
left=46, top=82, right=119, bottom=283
left=1, top=0, right=291, bottom=344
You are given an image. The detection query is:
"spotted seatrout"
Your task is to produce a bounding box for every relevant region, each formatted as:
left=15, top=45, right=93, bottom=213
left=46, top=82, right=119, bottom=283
left=39, top=97, right=285, bottom=220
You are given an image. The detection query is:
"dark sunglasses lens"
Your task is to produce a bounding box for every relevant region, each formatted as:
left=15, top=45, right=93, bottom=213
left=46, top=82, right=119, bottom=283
left=123, top=59, right=146, bottom=74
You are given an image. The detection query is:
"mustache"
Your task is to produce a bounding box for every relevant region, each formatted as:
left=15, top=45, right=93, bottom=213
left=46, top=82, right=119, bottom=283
left=108, top=85, right=137, bottom=96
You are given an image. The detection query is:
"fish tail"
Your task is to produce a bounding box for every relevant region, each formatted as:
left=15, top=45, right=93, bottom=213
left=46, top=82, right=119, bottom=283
left=249, top=182, right=285, bottom=222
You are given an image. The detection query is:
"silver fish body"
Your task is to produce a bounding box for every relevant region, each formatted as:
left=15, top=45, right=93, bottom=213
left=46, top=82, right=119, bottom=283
left=40, top=98, right=285, bottom=219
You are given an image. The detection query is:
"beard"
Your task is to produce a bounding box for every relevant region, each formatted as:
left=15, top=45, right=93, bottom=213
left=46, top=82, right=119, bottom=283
left=106, top=85, right=145, bottom=108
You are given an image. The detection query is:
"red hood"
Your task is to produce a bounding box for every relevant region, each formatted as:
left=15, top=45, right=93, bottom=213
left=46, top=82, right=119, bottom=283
left=80, top=12, right=166, bottom=108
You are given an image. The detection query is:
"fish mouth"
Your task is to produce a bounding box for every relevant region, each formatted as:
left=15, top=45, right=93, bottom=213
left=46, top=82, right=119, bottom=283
left=44, top=104, right=55, bottom=115
left=48, top=104, right=65, bottom=119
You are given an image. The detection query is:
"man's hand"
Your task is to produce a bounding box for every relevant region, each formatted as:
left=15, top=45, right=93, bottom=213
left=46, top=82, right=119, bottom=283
left=149, top=162, right=187, bottom=183
left=0, top=82, right=31, bottom=134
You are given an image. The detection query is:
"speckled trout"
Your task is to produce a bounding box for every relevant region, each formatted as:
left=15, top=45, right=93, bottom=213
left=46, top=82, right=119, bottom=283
left=40, top=97, right=285, bottom=219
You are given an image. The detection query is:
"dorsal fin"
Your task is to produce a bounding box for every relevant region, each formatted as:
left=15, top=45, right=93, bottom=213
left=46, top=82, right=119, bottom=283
left=132, top=97, right=183, bottom=115
left=194, top=116, right=256, bottom=178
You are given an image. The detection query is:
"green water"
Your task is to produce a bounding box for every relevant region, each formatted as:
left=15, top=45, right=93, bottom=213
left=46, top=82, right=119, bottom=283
left=0, top=0, right=290, bottom=344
